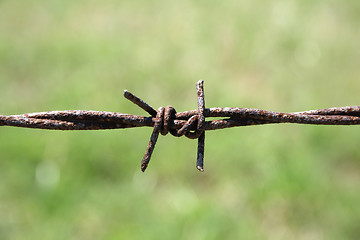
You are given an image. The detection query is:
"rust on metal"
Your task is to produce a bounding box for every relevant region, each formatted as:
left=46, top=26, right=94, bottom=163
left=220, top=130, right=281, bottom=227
left=1, top=80, right=360, bottom=172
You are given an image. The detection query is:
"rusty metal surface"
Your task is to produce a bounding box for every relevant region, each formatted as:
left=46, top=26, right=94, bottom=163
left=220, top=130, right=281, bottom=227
left=1, top=80, right=360, bottom=172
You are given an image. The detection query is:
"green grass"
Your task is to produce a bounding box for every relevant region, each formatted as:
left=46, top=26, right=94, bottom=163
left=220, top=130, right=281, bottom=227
left=1, top=0, right=360, bottom=239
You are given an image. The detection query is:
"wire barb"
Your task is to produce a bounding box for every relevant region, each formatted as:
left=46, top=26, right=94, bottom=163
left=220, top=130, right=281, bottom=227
left=1, top=81, right=360, bottom=172
left=196, top=80, right=205, bottom=171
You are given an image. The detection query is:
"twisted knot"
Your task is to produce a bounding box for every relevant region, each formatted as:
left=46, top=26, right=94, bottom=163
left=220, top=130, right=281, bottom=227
left=155, top=106, right=205, bottom=139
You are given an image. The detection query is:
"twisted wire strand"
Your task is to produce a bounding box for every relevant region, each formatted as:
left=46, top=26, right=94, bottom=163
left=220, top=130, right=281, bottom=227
left=1, top=80, right=360, bottom=172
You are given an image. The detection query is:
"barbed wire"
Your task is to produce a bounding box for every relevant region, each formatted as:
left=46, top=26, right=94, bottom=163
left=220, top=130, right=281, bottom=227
left=1, top=80, right=360, bottom=172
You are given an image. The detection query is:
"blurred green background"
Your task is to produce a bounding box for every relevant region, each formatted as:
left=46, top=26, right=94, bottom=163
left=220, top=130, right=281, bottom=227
left=1, top=0, right=360, bottom=239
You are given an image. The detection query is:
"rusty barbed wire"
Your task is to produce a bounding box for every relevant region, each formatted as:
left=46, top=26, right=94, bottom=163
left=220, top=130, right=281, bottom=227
left=1, top=80, right=360, bottom=172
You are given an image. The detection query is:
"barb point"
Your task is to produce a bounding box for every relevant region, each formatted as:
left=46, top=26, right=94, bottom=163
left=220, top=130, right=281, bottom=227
left=197, top=166, right=204, bottom=172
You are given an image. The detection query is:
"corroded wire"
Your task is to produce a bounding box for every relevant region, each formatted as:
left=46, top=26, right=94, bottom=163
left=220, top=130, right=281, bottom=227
left=1, top=80, right=360, bottom=172
left=196, top=80, right=205, bottom=171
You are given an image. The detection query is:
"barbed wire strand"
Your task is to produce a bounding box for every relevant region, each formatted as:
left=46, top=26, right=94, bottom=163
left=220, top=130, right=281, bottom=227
left=1, top=80, right=360, bottom=172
